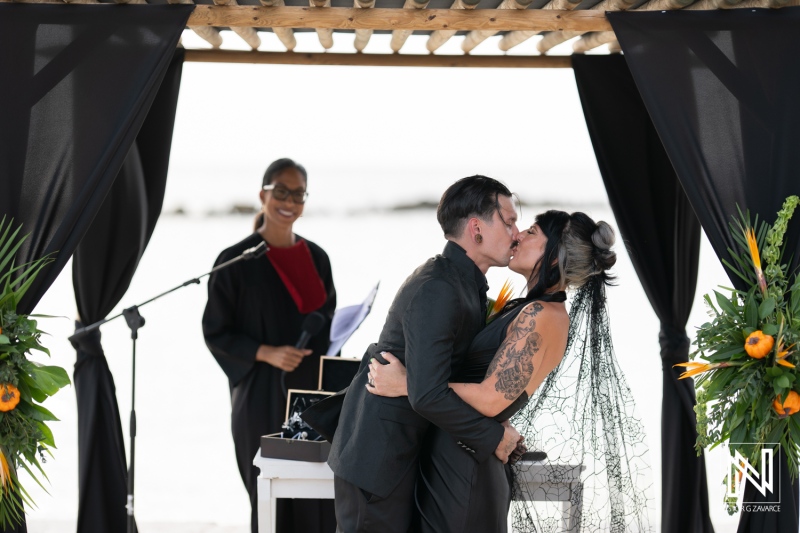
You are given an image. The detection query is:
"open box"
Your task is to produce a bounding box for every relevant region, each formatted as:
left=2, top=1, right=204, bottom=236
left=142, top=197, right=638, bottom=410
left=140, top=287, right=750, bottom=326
left=318, top=355, right=361, bottom=392
left=260, top=389, right=334, bottom=462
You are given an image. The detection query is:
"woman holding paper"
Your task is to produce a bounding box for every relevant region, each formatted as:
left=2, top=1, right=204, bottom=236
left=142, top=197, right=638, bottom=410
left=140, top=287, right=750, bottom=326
left=202, top=158, right=337, bottom=533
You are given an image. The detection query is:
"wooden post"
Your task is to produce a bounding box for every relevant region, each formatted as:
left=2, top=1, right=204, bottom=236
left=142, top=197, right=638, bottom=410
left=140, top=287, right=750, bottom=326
left=390, top=0, right=429, bottom=52
left=461, top=0, right=533, bottom=53
left=426, top=0, right=480, bottom=53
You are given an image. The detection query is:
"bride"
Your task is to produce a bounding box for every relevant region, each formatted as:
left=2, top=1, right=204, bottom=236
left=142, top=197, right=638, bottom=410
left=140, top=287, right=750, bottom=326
left=367, top=209, right=623, bottom=533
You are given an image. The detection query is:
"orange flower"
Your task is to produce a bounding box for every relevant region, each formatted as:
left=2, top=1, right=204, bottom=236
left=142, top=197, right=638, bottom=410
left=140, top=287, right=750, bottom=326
left=491, top=279, right=514, bottom=316
left=776, top=339, right=796, bottom=368
left=745, top=331, right=774, bottom=359
left=674, top=361, right=732, bottom=380
left=0, top=384, right=20, bottom=412
left=773, top=391, right=800, bottom=418
left=745, top=228, right=767, bottom=295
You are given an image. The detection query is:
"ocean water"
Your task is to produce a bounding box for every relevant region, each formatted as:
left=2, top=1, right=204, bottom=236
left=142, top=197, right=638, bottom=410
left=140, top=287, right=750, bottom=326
left=21, top=57, right=745, bottom=531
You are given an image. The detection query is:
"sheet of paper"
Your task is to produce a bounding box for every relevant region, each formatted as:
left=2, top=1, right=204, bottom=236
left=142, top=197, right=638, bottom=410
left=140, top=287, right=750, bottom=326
left=326, top=282, right=379, bottom=356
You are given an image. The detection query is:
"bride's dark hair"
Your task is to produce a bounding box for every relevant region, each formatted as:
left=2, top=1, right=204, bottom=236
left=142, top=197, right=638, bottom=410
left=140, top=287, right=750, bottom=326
left=505, top=210, right=617, bottom=310
left=507, top=210, right=653, bottom=533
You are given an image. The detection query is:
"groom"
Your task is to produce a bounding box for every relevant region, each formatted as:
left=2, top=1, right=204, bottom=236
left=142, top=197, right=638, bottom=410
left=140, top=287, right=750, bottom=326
left=312, top=176, right=522, bottom=533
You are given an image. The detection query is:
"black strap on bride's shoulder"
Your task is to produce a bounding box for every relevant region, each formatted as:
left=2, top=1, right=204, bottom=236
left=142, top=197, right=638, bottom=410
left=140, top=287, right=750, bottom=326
left=535, top=291, right=566, bottom=303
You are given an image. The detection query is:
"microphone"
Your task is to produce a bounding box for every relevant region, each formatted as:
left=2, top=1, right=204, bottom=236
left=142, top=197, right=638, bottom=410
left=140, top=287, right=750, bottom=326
left=242, top=241, right=268, bottom=259
left=296, top=312, right=326, bottom=349
left=282, top=312, right=326, bottom=397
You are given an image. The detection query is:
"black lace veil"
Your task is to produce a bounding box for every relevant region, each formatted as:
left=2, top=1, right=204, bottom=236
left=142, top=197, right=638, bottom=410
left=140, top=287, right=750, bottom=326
left=509, top=276, right=654, bottom=532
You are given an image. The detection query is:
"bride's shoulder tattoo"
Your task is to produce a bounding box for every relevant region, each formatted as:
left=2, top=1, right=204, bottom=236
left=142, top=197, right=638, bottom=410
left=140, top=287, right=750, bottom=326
left=485, top=302, right=545, bottom=400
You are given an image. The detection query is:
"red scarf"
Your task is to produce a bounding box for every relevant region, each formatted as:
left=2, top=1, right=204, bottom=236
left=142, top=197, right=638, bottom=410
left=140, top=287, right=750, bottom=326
left=266, top=239, right=327, bottom=314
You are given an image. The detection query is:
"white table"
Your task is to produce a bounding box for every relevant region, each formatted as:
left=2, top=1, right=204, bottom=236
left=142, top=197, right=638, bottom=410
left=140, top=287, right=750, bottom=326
left=253, top=455, right=335, bottom=533
left=253, top=454, right=583, bottom=533
left=513, top=463, right=585, bottom=531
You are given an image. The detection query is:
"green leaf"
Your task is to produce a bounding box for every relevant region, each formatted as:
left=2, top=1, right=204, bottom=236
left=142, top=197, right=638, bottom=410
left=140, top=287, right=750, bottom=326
left=715, top=291, right=740, bottom=318
left=0, top=335, right=8, bottom=345
left=17, top=375, right=46, bottom=403
left=25, top=364, right=70, bottom=397
left=709, top=344, right=748, bottom=362
left=745, top=296, right=759, bottom=329
left=762, top=323, right=779, bottom=336
left=776, top=375, right=791, bottom=389
left=759, top=298, right=777, bottom=320
left=35, top=421, right=55, bottom=448
left=16, top=400, right=58, bottom=422
left=703, top=294, right=720, bottom=315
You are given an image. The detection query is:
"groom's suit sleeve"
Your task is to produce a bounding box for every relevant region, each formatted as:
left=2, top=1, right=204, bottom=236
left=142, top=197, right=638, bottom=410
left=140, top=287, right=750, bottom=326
left=403, top=278, right=505, bottom=463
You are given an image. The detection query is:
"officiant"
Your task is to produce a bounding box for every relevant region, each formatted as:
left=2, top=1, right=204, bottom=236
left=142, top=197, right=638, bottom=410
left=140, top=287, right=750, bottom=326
left=202, top=158, right=337, bottom=533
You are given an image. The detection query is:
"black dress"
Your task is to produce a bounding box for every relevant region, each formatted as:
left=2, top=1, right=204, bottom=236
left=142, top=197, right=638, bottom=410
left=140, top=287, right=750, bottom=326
left=415, top=292, right=567, bottom=533
left=202, top=232, right=337, bottom=533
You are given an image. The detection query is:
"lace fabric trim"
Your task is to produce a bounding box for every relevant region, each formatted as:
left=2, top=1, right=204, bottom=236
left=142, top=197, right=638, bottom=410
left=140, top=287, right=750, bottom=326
left=509, top=277, right=655, bottom=532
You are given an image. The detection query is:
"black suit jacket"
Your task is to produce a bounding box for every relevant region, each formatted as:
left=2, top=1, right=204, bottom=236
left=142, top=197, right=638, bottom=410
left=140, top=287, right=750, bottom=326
left=311, top=241, right=505, bottom=498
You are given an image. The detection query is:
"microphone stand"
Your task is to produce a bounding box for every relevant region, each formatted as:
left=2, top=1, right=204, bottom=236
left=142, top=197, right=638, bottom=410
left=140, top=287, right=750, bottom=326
left=69, top=241, right=268, bottom=533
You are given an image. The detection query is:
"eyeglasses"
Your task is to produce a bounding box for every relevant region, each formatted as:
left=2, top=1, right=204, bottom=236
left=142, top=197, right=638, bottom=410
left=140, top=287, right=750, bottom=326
left=263, top=184, right=309, bottom=204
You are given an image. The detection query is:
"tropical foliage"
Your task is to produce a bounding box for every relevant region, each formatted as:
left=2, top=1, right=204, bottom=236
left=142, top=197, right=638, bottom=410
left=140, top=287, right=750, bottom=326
left=677, top=196, right=800, bottom=506
left=0, top=218, right=70, bottom=528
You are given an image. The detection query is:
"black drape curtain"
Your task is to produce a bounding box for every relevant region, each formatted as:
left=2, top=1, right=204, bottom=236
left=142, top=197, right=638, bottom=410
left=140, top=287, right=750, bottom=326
left=610, top=8, right=800, bottom=532
left=0, top=6, right=190, bottom=532
left=572, top=55, right=711, bottom=533
left=71, top=49, right=185, bottom=533
left=0, top=4, right=191, bottom=315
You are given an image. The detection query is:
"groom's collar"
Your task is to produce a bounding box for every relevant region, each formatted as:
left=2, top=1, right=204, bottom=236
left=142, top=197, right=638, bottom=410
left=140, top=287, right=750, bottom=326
left=442, top=241, right=489, bottom=295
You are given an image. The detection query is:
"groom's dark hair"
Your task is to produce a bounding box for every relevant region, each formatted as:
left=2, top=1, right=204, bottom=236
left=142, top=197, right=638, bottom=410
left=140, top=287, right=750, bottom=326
left=437, top=175, right=512, bottom=238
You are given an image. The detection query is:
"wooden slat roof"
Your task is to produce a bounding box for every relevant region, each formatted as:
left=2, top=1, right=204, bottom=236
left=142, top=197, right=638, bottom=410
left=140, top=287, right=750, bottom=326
left=8, top=0, right=799, bottom=66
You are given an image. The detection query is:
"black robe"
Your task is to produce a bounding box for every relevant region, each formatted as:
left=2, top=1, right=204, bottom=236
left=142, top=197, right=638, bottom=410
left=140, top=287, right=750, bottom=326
left=202, top=232, right=337, bottom=533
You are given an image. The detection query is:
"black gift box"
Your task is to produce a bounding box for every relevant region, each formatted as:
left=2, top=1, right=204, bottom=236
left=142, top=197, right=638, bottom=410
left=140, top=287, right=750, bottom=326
left=260, top=433, right=331, bottom=462
left=259, top=389, right=334, bottom=462
left=318, top=356, right=361, bottom=392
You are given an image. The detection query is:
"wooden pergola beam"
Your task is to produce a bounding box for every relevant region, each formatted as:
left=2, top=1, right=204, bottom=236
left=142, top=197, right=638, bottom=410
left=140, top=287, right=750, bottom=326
left=426, top=0, right=479, bottom=52
left=390, top=0, right=429, bottom=52
left=187, top=5, right=614, bottom=32
left=497, top=0, right=580, bottom=52
left=184, top=49, right=573, bottom=67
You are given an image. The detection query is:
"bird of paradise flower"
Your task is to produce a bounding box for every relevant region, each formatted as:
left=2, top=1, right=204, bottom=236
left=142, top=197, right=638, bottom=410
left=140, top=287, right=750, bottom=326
left=487, top=279, right=514, bottom=323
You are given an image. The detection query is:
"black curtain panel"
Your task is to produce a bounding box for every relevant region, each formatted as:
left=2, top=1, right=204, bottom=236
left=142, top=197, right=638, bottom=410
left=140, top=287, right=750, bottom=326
left=572, top=54, right=711, bottom=533
left=0, top=7, right=190, bottom=532
left=610, top=8, right=800, bottom=532
left=0, top=4, right=192, bottom=315
left=71, top=49, right=185, bottom=533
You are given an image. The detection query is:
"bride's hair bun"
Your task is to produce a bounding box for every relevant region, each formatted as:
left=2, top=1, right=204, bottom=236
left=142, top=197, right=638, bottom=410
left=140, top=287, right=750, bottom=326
left=591, top=221, right=616, bottom=272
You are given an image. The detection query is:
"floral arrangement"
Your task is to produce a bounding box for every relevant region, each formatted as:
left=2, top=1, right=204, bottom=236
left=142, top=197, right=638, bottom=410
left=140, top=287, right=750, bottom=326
left=676, top=196, right=800, bottom=496
left=0, top=218, right=70, bottom=528
left=487, top=279, right=514, bottom=324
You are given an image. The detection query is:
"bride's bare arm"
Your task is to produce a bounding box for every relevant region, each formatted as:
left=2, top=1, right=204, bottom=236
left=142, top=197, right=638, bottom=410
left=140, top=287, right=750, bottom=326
left=450, top=302, right=565, bottom=417
left=368, top=302, right=566, bottom=416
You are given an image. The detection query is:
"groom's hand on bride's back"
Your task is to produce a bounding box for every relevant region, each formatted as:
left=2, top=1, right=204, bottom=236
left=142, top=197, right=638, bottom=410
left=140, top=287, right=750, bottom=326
left=495, top=421, right=521, bottom=464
